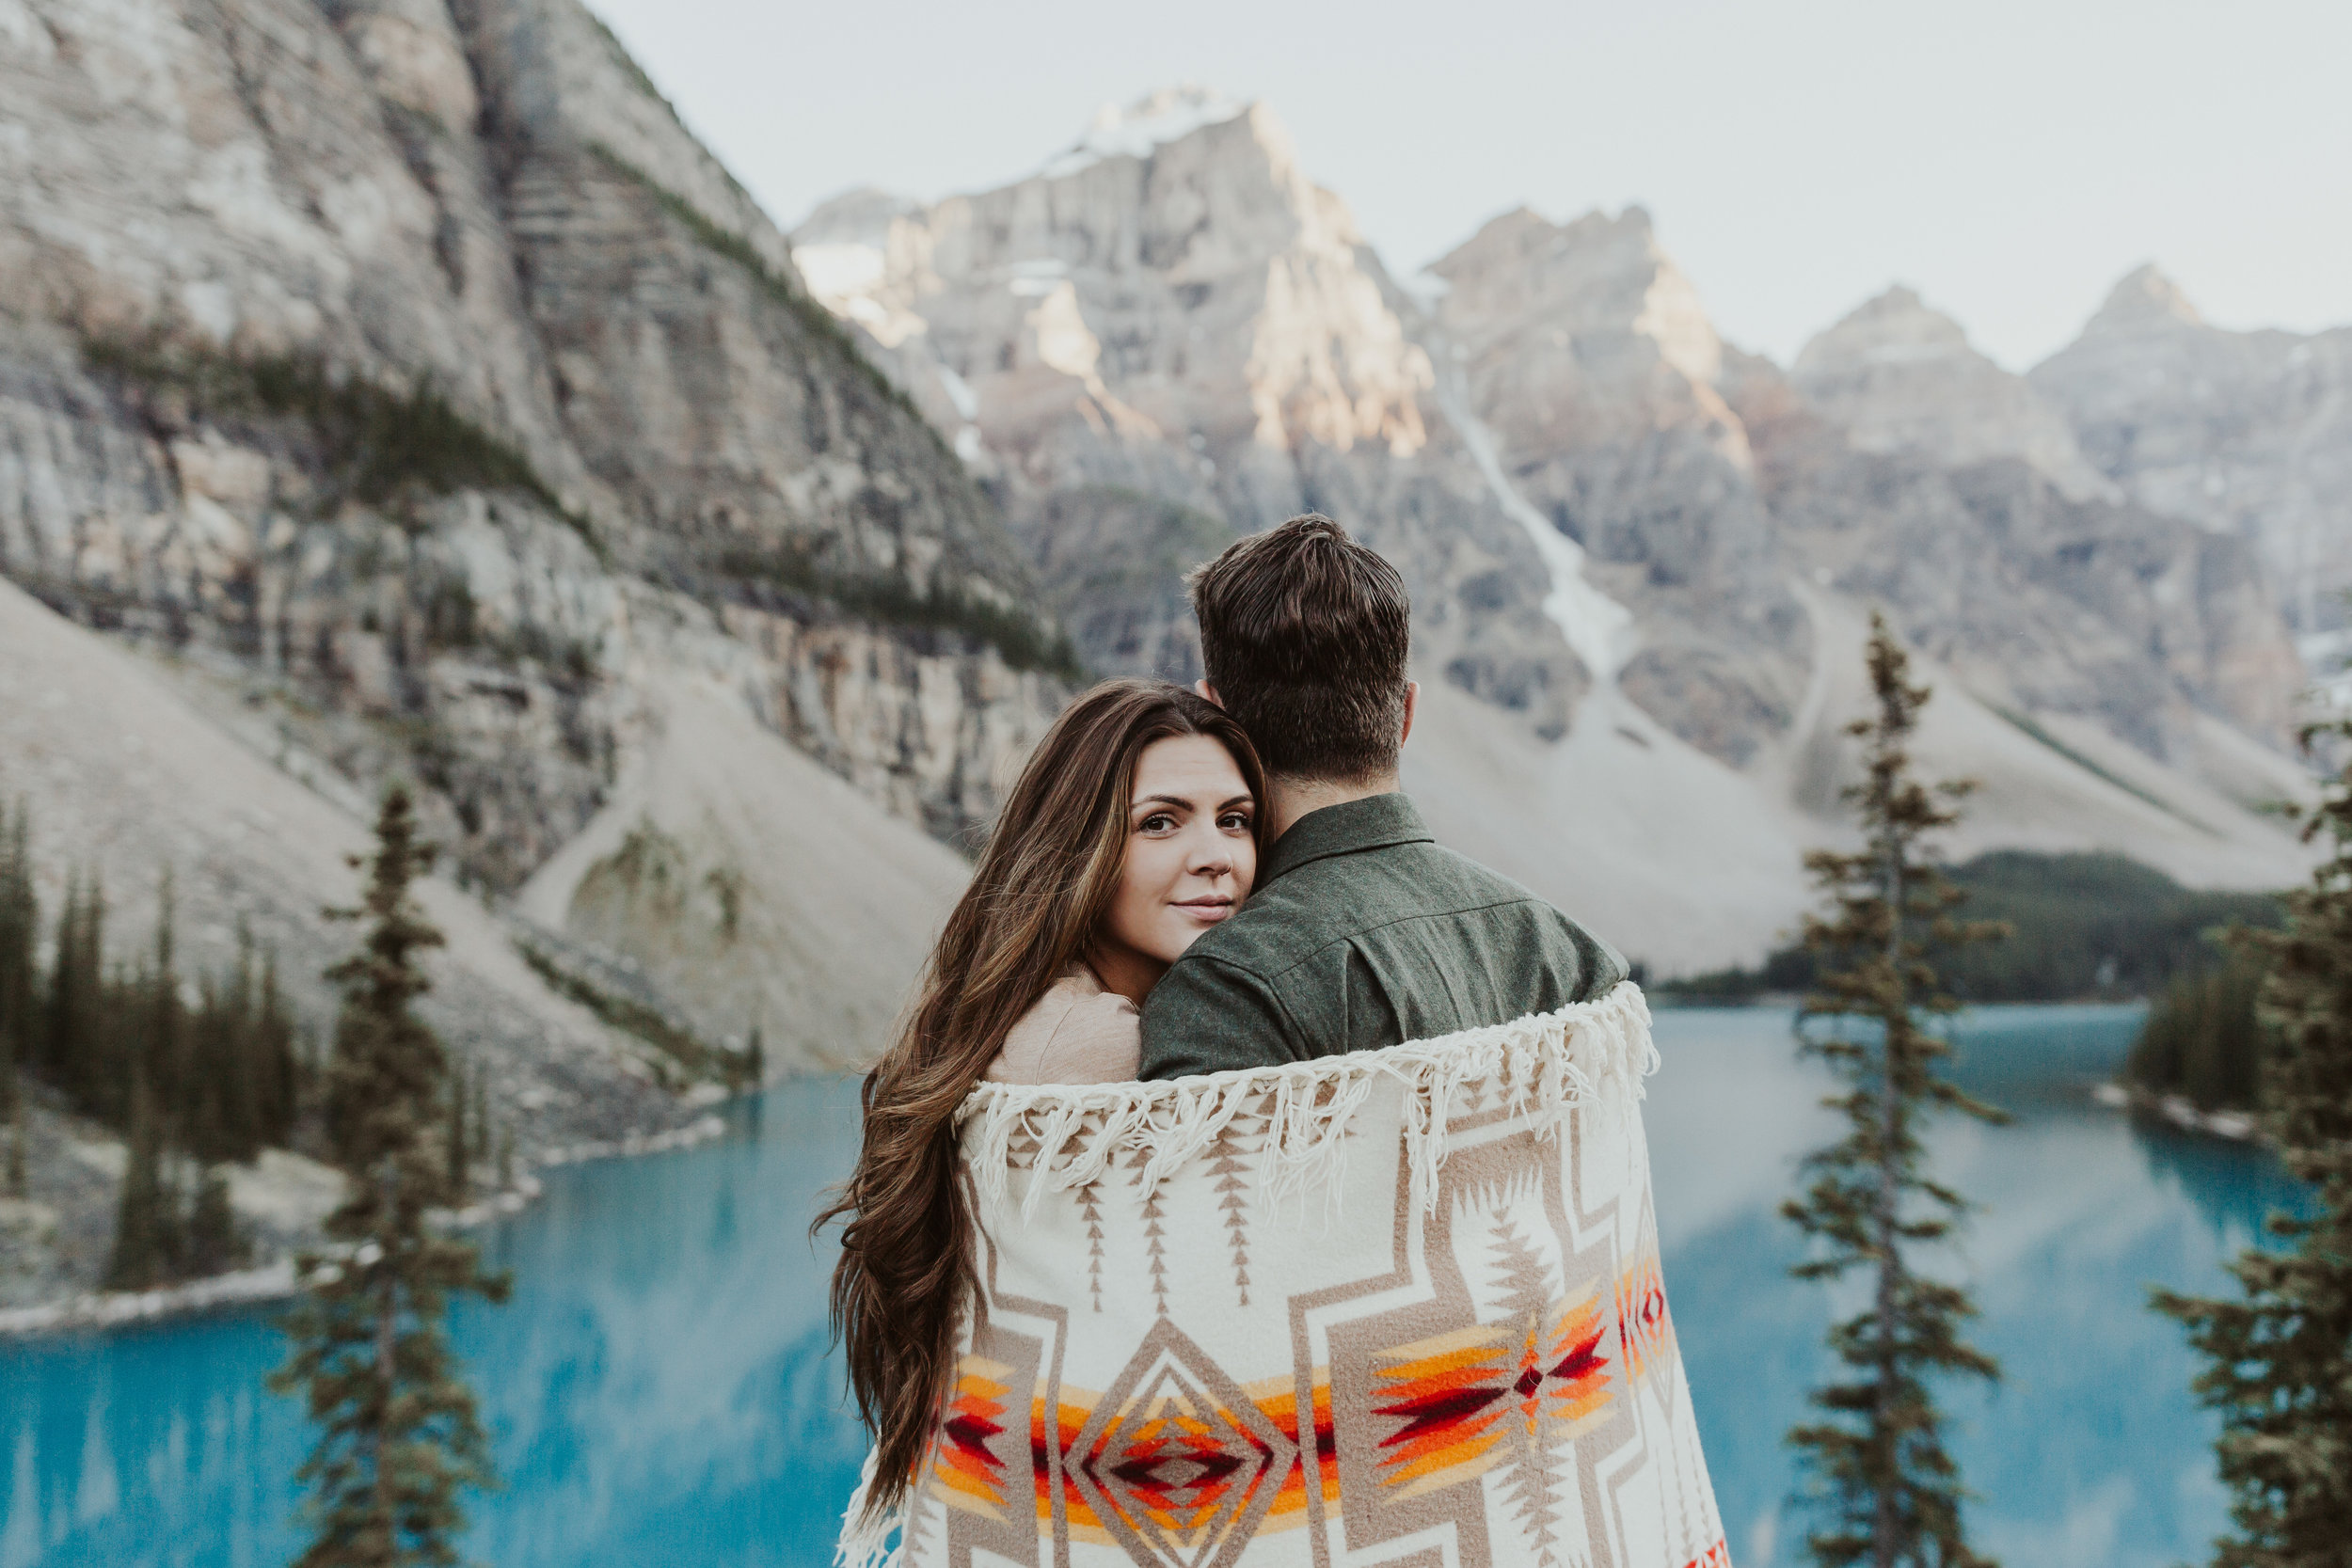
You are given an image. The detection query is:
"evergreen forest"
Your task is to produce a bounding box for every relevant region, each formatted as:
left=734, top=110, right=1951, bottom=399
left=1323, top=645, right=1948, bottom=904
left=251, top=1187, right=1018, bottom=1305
left=2153, top=719, right=2352, bottom=1564
left=0, top=797, right=307, bottom=1287
left=1662, top=849, right=2280, bottom=1006
left=2127, top=953, right=2270, bottom=1112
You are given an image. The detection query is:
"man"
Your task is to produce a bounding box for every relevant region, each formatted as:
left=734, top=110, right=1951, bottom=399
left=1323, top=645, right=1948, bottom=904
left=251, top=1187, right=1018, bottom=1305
left=1137, top=514, right=1625, bottom=1079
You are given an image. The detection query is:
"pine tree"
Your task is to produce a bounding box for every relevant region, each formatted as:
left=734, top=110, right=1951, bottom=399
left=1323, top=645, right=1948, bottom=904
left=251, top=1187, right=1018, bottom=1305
left=444, top=1069, right=468, bottom=1200
left=207, top=924, right=264, bottom=1163
left=187, top=1163, right=247, bottom=1275
left=255, top=942, right=302, bottom=1148
left=188, top=971, right=243, bottom=1164
left=469, top=1066, right=489, bottom=1166
left=0, top=799, right=32, bottom=1197
left=2153, top=719, right=2352, bottom=1565
left=106, top=1072, right=183, bottom=1291
left=40, top=871, right=105, bottom=1111
left=0, top=802, right=32, bottom=1029
left=0, top=800, right=33, bottom=1051
left=2126, top=947, right=2268, bottom=1112
left=271, top=785, right=507, bottom=1568
left=1783, top=614, right=2009, bottom=1568
left=138, top=868, right=187, bottom=1140
left=186, top=927, right=303, bottom=1167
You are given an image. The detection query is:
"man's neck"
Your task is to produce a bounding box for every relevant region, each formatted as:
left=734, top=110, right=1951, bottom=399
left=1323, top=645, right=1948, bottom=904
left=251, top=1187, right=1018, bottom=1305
left=1266, top=773, right=1401, bottom=842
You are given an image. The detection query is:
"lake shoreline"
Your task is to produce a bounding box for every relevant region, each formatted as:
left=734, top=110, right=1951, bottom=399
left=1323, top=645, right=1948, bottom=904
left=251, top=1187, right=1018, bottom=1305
left=2090, top=1080, right=2262, bottom=1143
left=0, top=1111, right=734, bottom=1339
left=9, top=1010, right=2302, bottom=1568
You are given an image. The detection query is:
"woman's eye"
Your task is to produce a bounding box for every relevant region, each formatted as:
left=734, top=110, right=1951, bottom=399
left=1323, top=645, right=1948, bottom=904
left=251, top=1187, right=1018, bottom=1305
left=1218, top=813, right=1251, bottom=832
left=1138, top=813, right=1175, bottom=833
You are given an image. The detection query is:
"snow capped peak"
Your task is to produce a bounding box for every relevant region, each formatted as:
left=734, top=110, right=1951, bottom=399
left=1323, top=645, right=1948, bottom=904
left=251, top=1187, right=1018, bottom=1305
left=1084, top=83, right=1249, bottom=151
left=1040, top=84, right=1252, bottom=178
left=2086, top=263, right=2205, bottom=335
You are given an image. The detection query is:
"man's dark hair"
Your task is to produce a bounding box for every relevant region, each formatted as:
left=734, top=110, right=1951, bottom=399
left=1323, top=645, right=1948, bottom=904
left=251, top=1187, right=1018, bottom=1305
left=1187, top=514, right=1410, bottom=782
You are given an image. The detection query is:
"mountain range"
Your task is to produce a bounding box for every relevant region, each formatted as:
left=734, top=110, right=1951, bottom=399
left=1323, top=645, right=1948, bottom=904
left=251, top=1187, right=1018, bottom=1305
left=789, top=85, right=2324, bottom=963
left=0, top=7, right=2337, bottom=1296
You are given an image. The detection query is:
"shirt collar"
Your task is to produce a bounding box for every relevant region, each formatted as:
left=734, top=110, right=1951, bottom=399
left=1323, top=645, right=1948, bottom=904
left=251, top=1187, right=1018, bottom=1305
left=1259, top=792, right=1433, bottom=888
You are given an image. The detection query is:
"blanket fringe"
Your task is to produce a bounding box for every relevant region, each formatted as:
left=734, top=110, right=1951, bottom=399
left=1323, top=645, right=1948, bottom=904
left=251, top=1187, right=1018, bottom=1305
left=834, top=1447, right=902, bottom=1568
left=959, top=982, right=1656, bottom=1220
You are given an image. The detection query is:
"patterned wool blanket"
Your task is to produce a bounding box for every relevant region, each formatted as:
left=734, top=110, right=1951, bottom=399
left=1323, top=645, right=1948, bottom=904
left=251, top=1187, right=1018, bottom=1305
left=840, top=982, right=1730, bottom=1568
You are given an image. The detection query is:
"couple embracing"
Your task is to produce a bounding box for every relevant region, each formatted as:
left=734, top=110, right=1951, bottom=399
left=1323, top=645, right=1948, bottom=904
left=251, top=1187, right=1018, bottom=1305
left=827, top=516, right=1727, bottom=1568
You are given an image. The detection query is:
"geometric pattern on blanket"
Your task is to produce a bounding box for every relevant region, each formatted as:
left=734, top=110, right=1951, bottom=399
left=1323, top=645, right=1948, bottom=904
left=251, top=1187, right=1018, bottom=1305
left=841, top=982, right=1731, bottom=1568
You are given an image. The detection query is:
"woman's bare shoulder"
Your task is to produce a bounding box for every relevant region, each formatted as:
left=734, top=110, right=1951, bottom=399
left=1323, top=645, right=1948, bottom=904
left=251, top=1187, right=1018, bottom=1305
left=985, top=967, right=1140, bottom=1085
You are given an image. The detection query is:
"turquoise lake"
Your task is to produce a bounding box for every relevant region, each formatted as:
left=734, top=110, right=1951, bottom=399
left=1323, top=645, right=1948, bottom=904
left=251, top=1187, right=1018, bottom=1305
left=0, top=1005, right=2311, bottom=1567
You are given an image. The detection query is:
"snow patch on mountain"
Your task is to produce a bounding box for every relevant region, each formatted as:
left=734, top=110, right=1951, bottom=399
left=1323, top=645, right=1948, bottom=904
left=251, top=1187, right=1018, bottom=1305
left=789, top=187, right=929, bottom=346
left=1040, top=84, right=1250, bottom=178
left=1429, top=334, right=1634, bottom=682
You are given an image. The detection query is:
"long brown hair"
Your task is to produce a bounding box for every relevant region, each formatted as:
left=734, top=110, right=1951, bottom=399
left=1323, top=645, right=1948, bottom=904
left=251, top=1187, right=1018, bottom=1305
left=818, top=678, right=1267, bottom=1515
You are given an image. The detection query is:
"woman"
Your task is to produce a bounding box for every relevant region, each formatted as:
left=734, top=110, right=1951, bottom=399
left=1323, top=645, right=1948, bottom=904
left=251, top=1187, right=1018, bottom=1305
left=820, top=678, right=1266, bottom=1518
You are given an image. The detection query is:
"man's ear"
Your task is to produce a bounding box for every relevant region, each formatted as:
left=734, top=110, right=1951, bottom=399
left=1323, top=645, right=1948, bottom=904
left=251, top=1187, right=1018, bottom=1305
left=1400, top=680, right=1420, bottom=746
left=1194, top=680, right=1222, bottom=708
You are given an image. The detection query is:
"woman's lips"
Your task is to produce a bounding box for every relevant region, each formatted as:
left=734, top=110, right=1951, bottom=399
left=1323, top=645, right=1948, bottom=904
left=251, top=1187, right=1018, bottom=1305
left=1175, top=898, right=1233, bottom=923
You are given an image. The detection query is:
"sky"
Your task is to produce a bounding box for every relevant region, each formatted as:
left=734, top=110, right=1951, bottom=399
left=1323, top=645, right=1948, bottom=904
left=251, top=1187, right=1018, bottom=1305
left=584, top=0, right=2352, bottom=371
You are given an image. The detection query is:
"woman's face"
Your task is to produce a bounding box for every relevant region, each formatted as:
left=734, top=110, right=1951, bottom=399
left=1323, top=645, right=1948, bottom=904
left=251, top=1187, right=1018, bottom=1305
left=1092, top=734, right=1257, bottom=998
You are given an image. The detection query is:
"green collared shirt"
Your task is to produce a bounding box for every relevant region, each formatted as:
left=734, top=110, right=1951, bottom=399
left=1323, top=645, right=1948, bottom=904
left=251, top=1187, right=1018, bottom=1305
left=1136, top=793, right=1626, bottom=1079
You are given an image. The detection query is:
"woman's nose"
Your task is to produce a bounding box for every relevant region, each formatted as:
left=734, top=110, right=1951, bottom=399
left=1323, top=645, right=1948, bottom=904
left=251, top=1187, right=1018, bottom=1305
left=1187, top=832, right=1232, bottom=877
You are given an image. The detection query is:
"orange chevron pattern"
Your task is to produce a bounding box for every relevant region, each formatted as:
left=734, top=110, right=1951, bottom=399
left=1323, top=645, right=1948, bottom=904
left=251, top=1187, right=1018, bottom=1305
left=1252, top=1375, right=1340, bottom=1526
left=1018, top=1381, right=1338, bottom=1542
left=942, top=1306, right=1626, bottom=1543
left=932, top=1357, right=1015, bottom=1522
left=1370, top=1323, right=1515, bottom=1494
left=1617, top=1249, right=1677, bottom=1386
left=930, top=1275, right=1693, bottom=1558
left=1535, top=1290, right=1614, bottom=1431
left=1083, top=1386, right=1272, bottom=1548
left=1363, top=1286, right=1616, bottom=1501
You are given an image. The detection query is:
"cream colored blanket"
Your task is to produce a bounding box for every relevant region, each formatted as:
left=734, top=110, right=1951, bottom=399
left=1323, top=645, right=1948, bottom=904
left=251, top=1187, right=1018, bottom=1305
left=842, top=982, right=1730, bottom=1568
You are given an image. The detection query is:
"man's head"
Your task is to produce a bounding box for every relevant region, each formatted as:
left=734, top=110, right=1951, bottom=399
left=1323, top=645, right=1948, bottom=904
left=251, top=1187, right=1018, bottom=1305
left=1187, top=514, right=1413, bottom=784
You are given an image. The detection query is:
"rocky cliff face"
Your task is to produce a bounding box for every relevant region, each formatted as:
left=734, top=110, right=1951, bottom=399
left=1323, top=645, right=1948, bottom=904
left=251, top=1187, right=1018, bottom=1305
left=1792, top=286, right=2116, bottom=500
left=0, top=0, right=1078, bottom=1092
left=1412, top=214, right=2297, bottom=778
left=1732, top=287, right=2303, bottom=761
left=1740, top=384, right=2301, bottom=760
left=1420, top=206, right=1804, bottom=766
left=792, top=88, right=1587, bottom=742
left=2030, top=266, right=2352, bottom=651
